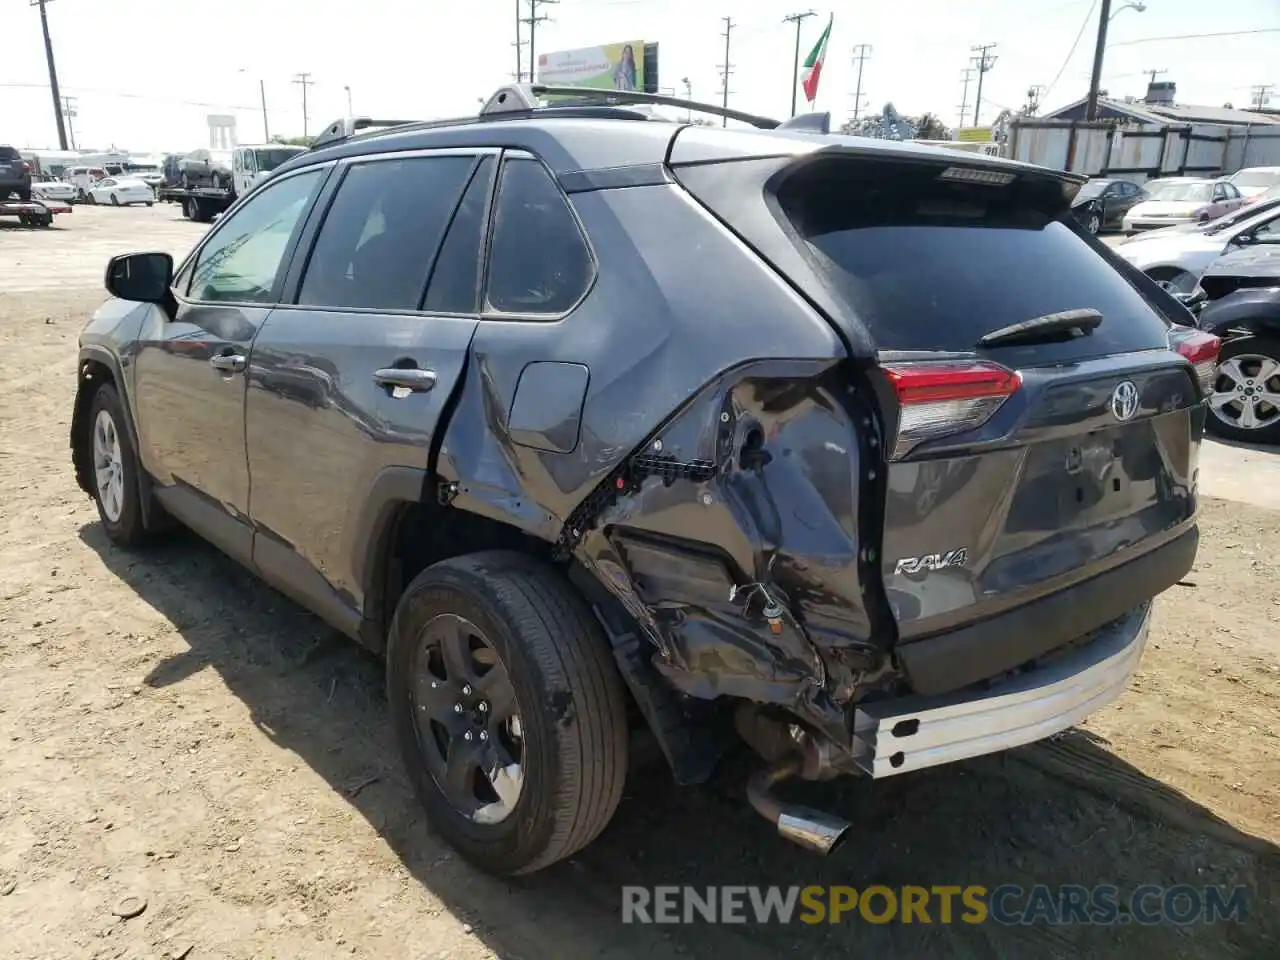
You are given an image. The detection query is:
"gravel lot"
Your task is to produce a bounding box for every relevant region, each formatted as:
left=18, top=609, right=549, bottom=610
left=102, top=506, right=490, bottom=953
left=1, top=204, right=1277, bottom=960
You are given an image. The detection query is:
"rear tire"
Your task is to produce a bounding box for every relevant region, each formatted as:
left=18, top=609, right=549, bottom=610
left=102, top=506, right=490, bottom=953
left=87, top=384, right=149, bottom=546
left=1204, top=335, right=1280, bottom=445
left=386, top=551, right=629, bottom=876
left=110, top=193, right=120, bottom=206
left=1145, top=266, right=1196, bottom=295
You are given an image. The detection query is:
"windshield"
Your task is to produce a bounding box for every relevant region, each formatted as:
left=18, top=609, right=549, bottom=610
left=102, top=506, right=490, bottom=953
left=255, top=148, right=304, bottom=172
left=126, top=163, right=159, bottom=173
left=1148, top=182, right=1212, bottom=203
left=1230, top=170, right=1280, bottom=189
left=1075, top=181, right=1109, bottom=200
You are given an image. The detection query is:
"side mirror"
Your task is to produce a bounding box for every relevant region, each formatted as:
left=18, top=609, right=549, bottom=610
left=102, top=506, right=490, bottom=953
left=105, top=252, right=173, bottom=303
left=1232, top=233, right=1254, bottom=246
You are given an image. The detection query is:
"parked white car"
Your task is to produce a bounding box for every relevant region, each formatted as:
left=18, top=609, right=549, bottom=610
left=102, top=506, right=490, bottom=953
left=1122, top=178, right=1245, bottom=233
left=1227, top=166, right=1280, bottom=199
left=32, top=179, right=77, bottom=202
left=85, top=177, right=154, bottom=207
left=1114, top=201, right=1280, bottom=291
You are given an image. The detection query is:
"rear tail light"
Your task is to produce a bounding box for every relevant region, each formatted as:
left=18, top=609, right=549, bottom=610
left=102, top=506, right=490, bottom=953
left=1170, top=327, right=1220, bottom=394
left=882, top=360, right=1022, bottom=458
left=22, top=162, right=31, bottom=172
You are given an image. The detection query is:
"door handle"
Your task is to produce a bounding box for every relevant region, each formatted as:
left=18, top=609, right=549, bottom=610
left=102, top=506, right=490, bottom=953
left=210, top=354, right=246, bottom=373
left=373, top=368, right=437, bottom=392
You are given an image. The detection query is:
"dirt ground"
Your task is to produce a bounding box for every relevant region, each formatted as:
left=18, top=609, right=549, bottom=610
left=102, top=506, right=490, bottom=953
left=0, top=205, right=1277, bottom=959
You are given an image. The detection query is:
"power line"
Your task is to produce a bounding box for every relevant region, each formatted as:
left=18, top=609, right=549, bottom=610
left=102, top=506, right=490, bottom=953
left=524, top=0, right=557, bottom=83
left=1251, top=84, right=1275, bottom=110
left=1024, top=84, right=1047, bottom=116
left=1109, top=27, right=1280, bottom=47
left=1043, top=0, right=1098, bottom=99
left=782, top=11, right=816, bottom=118
left=850, top=44, right=872, bottom=123
left=958, top=66, right=975, bottom=127
left=292, top=73, right=314, bottom=137
left=30, top=0, right=68, bottom=150
left=969, top=43, right=998, bottom=126
left=716, top=17, right=737, bottom=128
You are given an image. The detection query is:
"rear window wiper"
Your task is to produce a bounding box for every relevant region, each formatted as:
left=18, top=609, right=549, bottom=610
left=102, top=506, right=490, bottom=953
left=975, top=308, right=1102, bottom=348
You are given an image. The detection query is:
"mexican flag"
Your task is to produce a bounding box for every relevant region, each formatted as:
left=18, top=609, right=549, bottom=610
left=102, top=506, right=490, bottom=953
left=801, top=15, right=833, bottom=104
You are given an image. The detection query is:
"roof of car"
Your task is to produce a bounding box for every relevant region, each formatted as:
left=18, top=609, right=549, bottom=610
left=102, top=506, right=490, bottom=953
left=278, top=111, right=1075, bottom=194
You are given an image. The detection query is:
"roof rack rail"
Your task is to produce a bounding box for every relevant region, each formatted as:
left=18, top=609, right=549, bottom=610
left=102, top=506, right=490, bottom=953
left=311, top=116, right=419, bottom=151
left=480, top=83, right=783, bottom=130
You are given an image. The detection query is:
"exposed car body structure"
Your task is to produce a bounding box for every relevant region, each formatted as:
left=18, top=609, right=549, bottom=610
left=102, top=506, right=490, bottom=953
left=70, top=84, right=1213, bottom=875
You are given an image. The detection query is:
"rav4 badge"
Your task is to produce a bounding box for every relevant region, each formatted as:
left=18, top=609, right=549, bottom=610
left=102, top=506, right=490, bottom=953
left=894, top=549, right=969, bottom=575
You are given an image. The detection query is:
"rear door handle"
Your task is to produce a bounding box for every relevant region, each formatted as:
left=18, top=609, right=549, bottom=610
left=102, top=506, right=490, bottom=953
left=373, top=368, right=437, bottom=392
left=210, top=354, right=246, bottom=373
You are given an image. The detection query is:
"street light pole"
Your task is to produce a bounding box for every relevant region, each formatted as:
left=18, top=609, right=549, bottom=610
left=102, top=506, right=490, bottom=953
left=259, top=79, right=270, bottom=141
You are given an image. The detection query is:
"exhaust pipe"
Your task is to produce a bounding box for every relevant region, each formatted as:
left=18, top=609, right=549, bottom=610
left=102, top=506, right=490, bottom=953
left=746, top=756, right=852, bottom=856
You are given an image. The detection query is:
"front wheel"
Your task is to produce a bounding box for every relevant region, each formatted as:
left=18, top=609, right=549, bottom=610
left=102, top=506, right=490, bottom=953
left=87, top=193, right=97, bottom=205
left=386, top=551, right=629, bottom=876
left=1205, top=335, right=1280, bottom=444
left=1086, top=212, right=1101, bottom=234
left=110, top=193, right=120, bottom=206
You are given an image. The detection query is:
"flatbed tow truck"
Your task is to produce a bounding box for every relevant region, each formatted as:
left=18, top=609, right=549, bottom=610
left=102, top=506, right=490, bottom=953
left=0, top=196, right=72, bottom=228
left=154, top=185, right=232, bottom=223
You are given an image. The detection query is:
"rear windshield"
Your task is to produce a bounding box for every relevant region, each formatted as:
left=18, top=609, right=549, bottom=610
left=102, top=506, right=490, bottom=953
left=1231, top=170, right=1280, bottom=189
left=0, top=147, right=21, bottom=161
left=780, top=158, right=1172, bottom=357
left=1148, top=181, right=1212, bottom=202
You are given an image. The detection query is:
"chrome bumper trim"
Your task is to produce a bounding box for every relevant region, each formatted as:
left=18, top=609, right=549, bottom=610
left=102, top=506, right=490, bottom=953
left=852, top=603, right=1151, bottom=778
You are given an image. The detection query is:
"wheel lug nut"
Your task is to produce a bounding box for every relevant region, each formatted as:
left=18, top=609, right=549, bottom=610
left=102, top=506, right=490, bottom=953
left=478, top=702, right=488, bottom=713
left=462, top=685, right=473, bottom=696
left=453, top=703, right=463, bottom=713
left=464, top=731, right=473, bottom=741
left=479, top=731, right=488, bottom=741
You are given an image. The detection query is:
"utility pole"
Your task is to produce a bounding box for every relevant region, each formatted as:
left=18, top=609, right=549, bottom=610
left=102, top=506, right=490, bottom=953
left=1085, top=0, right=1112, bottom=121
left=1144, top=67, right=1168, bottom=88
left=259, top=79, right=270, bottom=140
left=513, top=0, right=524, bottom=81
left=783, top=11, right=816, bottom=117
left=1251, top=84, right=1275, bottom=111
left=957, top=67, right=975, bottom=127
left=30, top=0, right=68, bottom=150
left=970, top=43, right=998, bottom=126
left=62, top=96, right=77, bottom=150
left=850, top=44, right=872, bottom=123
left=292, top=72, right=314, bottom=137
left=1024, top=84, right=1046, bottom=116
left=523, top=0, right=556, bottom=84
left=681, top=76, right=693, bottom=122
left=344, top=85, right=353, bottom=116
left=719, top=17, right=735, bottom=127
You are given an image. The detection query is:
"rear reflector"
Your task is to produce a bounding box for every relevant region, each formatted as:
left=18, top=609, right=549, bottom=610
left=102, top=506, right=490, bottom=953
left=1170, top=327, right=1220, bottom=394
left=882, top=360, right=1021, bottom=458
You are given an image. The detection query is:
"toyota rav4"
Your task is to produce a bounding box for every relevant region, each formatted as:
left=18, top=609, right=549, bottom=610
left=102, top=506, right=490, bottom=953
left=70, top=84, right=1215, bottom=876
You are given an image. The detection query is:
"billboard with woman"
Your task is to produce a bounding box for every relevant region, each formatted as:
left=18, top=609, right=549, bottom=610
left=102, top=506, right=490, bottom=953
left=536, top=41, right=647, bottom=92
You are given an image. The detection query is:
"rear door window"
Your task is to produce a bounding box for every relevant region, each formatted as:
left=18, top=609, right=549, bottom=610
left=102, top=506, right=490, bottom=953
left=780, top=158, right=1172, bottom=359
left=423, top=157, right=495, bottom=314
left=297, top=155, right=474, bottom=311
left=484, top=157, right=593, bottom=315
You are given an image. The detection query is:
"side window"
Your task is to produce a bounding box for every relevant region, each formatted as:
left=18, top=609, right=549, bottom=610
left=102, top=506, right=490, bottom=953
left=297, top=155, right=474, bottom=311
left=233, top=153, right=243, bottom=173
left=99, top=178, right=115, bottom=188
left=189, top=169, right=323, bottom=304
left=1213, top=184, right=1227, bottom=201
left=1227, top=183, right=1242, bottom=199
left=485, top=157, right=593, bottom=315
left=423, top=157, right=495, bottom=314
left=1253, top=216, right=1280, bottom=243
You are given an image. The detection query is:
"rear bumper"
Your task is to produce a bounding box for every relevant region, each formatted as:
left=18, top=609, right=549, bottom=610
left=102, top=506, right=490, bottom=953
left=851, top=602, right=1151, bottom=778
left=896, top=526, right=1197, bottom=696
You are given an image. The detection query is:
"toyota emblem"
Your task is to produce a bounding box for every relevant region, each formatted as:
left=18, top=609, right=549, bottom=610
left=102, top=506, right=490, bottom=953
left=1111, top=380, right=1139, bottom=422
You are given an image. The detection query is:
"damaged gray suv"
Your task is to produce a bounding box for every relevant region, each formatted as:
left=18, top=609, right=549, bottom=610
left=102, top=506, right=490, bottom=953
left=71, top=84, right=1218, bottom=876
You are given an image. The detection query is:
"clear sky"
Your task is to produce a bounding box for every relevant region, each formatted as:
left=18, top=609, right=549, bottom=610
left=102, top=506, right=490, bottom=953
left=3, top=0, right=1278, bottom=153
